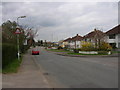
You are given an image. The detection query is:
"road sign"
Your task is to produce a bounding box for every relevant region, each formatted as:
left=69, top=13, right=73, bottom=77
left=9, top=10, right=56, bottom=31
left=15, top=28, right=21, bottom=34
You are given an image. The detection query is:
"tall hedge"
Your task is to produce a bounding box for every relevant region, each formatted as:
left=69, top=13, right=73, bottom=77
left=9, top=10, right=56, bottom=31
left=2, top=43, right=17, bottom=69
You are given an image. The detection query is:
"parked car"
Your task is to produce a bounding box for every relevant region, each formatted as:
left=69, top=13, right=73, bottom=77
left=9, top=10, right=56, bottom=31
left=32, top=48, right=40, bottom=55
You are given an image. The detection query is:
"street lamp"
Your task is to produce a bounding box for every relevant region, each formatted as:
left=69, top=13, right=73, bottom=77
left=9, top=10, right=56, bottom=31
left=16, top=16, right=26, bottom=60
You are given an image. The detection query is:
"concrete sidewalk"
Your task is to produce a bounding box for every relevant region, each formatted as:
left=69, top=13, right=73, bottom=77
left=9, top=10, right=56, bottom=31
left=2, top=52, right=50, bottom=88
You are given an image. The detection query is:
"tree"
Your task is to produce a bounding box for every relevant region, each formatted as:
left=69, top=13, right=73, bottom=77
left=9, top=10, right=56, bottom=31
left=93, top=29, right=106, bottom=48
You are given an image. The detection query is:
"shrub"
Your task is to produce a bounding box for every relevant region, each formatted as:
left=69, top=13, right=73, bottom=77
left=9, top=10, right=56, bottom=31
left=57, top=46, right=63, bottom=50
left=2, top=43, right=17, bottom=69
left=74, top=49, right=80, bottom=53
left=98, top=51, right=108, bottom=55
left=64, top=46, right=68, bottom=51
left=80, top=41, right=95, bottom=51
left=99, top=42, right=112, bottom=51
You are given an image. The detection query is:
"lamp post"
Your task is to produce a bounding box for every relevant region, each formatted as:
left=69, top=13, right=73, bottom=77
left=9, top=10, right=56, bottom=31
left=16, top=16, right=26, bottom=60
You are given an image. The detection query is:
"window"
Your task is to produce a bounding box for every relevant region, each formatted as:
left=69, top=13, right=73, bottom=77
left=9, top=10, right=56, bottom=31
left=109, top=34, right=116, bottom=39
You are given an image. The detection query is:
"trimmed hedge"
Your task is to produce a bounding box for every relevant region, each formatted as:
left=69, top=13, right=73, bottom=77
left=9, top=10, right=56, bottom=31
left=2, top=43, right=17, bottom=69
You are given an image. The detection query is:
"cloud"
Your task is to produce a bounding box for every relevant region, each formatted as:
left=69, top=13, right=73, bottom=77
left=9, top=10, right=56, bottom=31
left=2, top=2, right=118, bottom=41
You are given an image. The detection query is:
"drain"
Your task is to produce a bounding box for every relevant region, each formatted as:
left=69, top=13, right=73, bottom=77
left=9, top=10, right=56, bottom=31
left=43, top=72, right=49, bottom=75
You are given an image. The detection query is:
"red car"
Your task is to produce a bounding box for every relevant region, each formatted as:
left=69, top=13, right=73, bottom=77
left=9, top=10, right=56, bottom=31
left=32, top=48, right=40, bottom=55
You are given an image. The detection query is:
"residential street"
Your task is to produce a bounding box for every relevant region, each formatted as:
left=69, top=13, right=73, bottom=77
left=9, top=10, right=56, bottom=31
left=3, top=47, right=118, bottom=88
left=32, top=47, right=118, bottom=88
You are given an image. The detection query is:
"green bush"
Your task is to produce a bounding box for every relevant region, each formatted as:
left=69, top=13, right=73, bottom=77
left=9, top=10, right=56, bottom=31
left=57, top=46, right=63, bottom=50
left=74, top=49, right=80, bottom=53
left=98, top=51, right=108, bottom=55
left=2, top=43, right=17, bottom=69
left=21, top=45, right=30, bottom=53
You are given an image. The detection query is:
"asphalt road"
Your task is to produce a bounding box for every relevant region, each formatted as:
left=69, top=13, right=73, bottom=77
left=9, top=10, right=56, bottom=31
left=32, top=47, right=118, bottom=88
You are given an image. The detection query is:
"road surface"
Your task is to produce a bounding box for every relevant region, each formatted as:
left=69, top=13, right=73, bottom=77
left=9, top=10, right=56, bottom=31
left=32, top=47, right=118, bottom=88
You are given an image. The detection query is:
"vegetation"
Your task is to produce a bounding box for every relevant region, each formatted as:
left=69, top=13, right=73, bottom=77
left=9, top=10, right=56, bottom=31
left=2, top=20, right=37, bottom=73
left=99, top=42, right=112, bottom=51
left=79, top=41, right=112, bottom=52
left=2, top=43, right=17, bottom=69
left=80, top=41, right=95, bottom=51
left=2, top=58, right=22, bottom=73
left=47, top=49, right=70, bottom=52
left=57, top=46, right=63, bottom=50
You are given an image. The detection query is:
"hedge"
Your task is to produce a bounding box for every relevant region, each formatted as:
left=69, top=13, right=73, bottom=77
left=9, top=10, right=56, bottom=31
left=2, top=43, right=17, bottom=69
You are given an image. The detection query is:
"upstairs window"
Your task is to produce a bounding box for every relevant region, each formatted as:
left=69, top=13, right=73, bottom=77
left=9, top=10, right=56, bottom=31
left=109, top=34, right=116, bottom=39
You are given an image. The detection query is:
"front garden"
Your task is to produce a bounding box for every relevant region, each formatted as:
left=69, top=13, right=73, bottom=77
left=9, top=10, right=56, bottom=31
left=46, top=41, right=119, bottom=56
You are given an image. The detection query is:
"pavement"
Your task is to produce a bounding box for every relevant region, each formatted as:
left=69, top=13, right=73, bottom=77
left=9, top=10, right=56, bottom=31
left=2, top=50, right=50, bottom=88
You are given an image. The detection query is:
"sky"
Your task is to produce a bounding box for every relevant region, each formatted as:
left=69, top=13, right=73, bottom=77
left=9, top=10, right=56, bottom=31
left=1, top=1, right=118, bottom=42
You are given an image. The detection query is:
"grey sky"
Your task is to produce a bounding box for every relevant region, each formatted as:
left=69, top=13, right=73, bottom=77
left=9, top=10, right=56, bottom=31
left=1, top=2, right=118, bottom=42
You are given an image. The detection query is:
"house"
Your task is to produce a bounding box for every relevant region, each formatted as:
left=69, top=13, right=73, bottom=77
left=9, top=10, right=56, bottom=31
left=62, top=38, right=72, bottom=48
left=58, top=40, right=64, bottom=47
left=105, top=25, right=120, bottom=48
left=69, top=34, right=83, bottom=49
left=83, top=29, right=106, bottom=48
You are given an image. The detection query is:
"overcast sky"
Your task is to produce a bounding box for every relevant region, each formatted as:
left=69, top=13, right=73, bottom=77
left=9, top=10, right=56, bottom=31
left=1, top=1, right=118, bottom=42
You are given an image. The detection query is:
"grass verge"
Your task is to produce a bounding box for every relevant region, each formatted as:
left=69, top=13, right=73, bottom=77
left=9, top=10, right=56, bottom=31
left=112, top=51, right=120, bottom=53
left=2, top=57, right=22, bottom=74
left=47, top=49, right=70, bottom=52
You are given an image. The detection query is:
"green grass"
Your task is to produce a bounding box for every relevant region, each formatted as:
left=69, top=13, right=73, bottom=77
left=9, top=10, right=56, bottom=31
left=2, top=58, right=22, bottom=74
left=112, top=51, right=120, bottom=53
left=47, top=49, right=70, bottom=52
left=67, top=52, right=108, bottom=55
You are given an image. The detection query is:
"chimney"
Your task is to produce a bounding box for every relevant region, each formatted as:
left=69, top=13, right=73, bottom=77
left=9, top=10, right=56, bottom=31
left=94, top=28, right=97, bottom=31
left=76, top=34, right=79, bottom=36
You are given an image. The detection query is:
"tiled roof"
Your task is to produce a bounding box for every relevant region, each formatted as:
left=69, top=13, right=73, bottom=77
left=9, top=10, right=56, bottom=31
left=106, top=25, right=120, bottom=35
left=63, top=38, right=72, bottom=42
left=71, top=34, right=83, bottom=41
left=83, top=29, right=105, bottom=39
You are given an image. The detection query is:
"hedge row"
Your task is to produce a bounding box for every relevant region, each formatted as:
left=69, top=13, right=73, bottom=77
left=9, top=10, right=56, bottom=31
left=2, top=43, right=17, bottom=69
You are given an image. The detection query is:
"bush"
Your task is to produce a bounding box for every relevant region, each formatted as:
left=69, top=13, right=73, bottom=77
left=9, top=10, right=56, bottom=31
left=98, top=51, right=108, bottom=55
left=64, top=47, right=68, bottom=51
left=74, top=49, right=80, bottom=53
left=2, top=43, right=17, bottom=69
left=80, top=41, right=95, bottom=51
left=57, top=46, right=63, bottom=50
left=99, top=42, right=112, bottom=51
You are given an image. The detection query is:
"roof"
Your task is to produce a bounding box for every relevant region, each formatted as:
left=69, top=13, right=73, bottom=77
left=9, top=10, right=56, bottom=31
left=83, top=29, right=105, bottom=39
left=63, top=38, right=72, bottom=42
left=106, top=25, right=120, bottom=35
left=71, top=34, right=83, bottom=41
